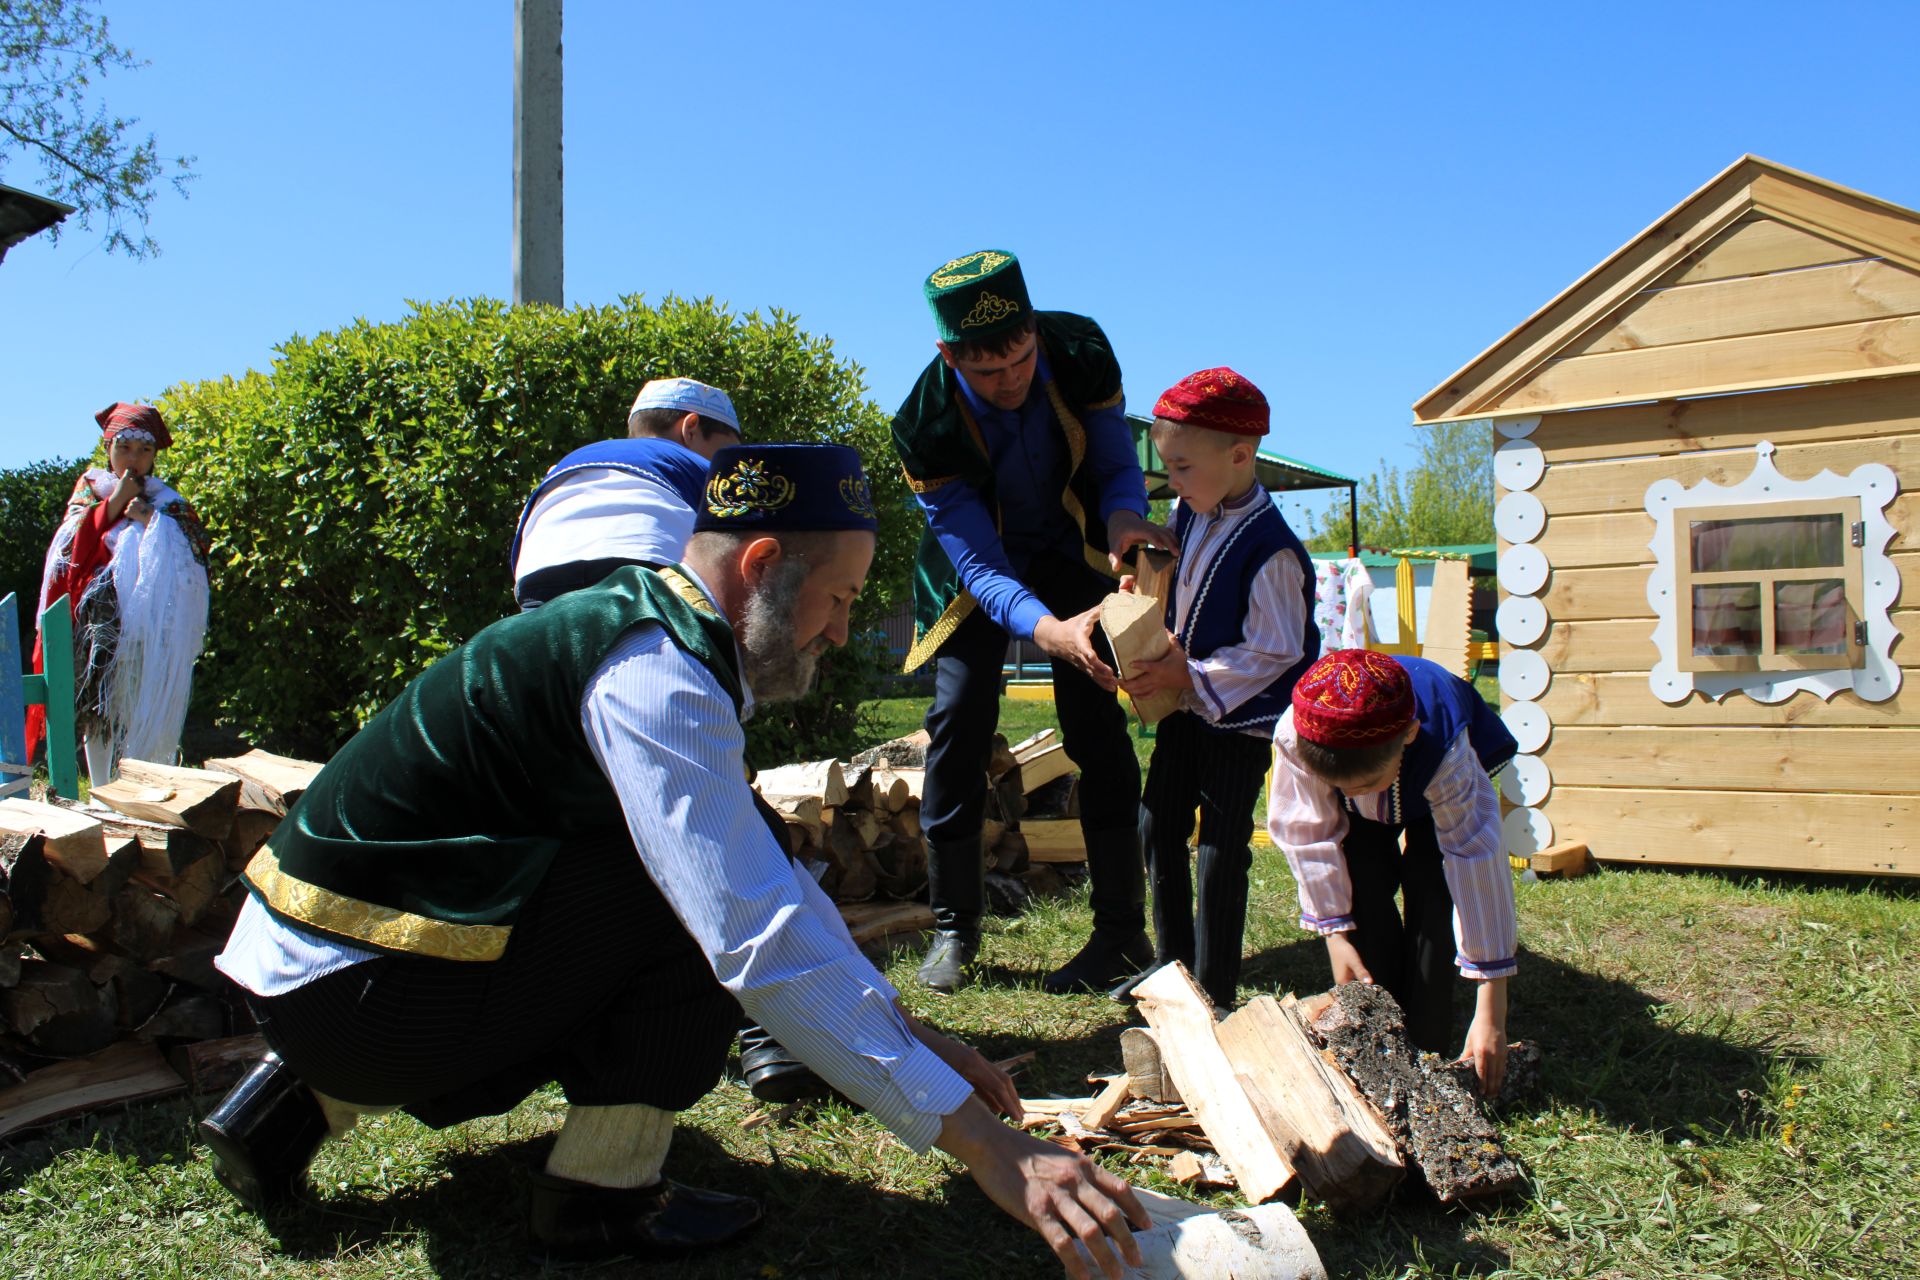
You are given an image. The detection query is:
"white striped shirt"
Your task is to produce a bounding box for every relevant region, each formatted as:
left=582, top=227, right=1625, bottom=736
left=1267, top=708, right=1517, bottom=979
left=1169, top=489, right=1309, bottom=738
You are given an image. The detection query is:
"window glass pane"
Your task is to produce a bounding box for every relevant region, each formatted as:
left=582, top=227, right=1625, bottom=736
left=1690, top=513, right=1844, bottom=572
left=1692, top=583, right=1761, bottom=655
left=1775, top=579, right=1849, bottom=655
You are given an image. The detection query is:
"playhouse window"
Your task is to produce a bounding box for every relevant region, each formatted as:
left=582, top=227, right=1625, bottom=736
left=1674, top=498, right=1863, bottom=672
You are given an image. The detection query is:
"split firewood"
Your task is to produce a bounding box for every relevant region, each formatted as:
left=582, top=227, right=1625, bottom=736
left=1079, top=1075, right=1132, bottom=1130
left=1016, top=742, right=1077, bottom=795
left=0, top=800, right=109, bottom=885
left=987, top=733, right=1019, bottom=781
left=841, top=761, right=874, bottom=810
left=1100, top=591, right=1180, bottom=725
left=989, top=830, right=1030, bottom=876
left=0, top=942, right=21, bottom=987
left=133, top=847, right=228, bottom=928
left=222, top=808, right=281, bottom=872
left=88, top=954, right=168, bottom=1031
left=825, top=815, right=879, bottom=901
left=1214, top=995, right=1404, bottom=1213
left=1, top=832, right=112, bottom=939
left=1166, top=1150, right=1206, bottom=1185
left=90, top=760, right=242, bottom=840
left=837, top=900, right=934, bottom=948
left=136, top=992, right=228, bottom=1043
left=1132, top=962, right=1297, bottom=1204
left=872, top=767, right=923, bottom=807
left=168, top=1032, right=268, bottom=1095
left=1020, top=819, right=1085, bottom=863
left=1131, top=547, right=1177, bottom=605
left=1304, top=981, right=1526, bottom=1203
left=764, top=793, right=825, bottom=845
left=1, top=959, right=118, bottom=1056
left=755, top=760, right=849, bottom=808
left=1121, top=1026, right=1181, bottom=1103
left=0, top=1040, right=185, bottom=1140
left=852, top=729, right=929, bottom=769
left=202, top=749, right=323, bottom=817
left=149, top=927, right=228, bottom=991
left=889, top=805, right=922, bottom=841
left=107, top=887, right=182, bottom=964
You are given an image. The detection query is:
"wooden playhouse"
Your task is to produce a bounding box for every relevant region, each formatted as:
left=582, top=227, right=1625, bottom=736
left=1413, top=155, right=1915, bottom=877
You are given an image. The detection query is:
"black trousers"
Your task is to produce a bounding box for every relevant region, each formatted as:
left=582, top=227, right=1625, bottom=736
left=921, top=554, right=1142, bottom=927
left=1139, top=711, right=1273, bottom=1008
left=1341, top=812, right=1458, bottom=1052
left=245, top=835, right=739, bottom=1127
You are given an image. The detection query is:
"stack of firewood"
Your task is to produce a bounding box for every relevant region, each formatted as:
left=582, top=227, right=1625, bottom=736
left=756, top=727, right=1090, bottom=915
left=1020, top=965, right=1535, bottom=1211
left=0, top=750, right=320, bottom=1137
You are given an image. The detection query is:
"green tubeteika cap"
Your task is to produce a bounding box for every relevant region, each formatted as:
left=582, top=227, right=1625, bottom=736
left=923, top=249, right=1031, bottom=343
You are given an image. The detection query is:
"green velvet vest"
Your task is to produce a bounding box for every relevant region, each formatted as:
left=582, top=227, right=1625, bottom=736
left=243, top=565, right=740, bottom=962
left=889, top=311, right=1126, bottom=671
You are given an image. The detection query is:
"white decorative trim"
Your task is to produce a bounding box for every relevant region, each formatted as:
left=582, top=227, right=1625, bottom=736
left=1645, top=440, right=1901, bottom=705
left=1495, top=595, right=1548, bottom=646
left=1501, top=701, right=1551, bottom=753
left=1501, top=806, right=1554, bottom=857
left=1500, top=754, right=1552, bottom=806
left=1494, top=414, right=1542, bottom=440
left=1500, top=648, right=1551, bottom=701
left=1495, top=490, right=1546, bottom=544
left=1495, top=438, right=1546, bottom=490
left=1498, top=543, right=1549, bottom=595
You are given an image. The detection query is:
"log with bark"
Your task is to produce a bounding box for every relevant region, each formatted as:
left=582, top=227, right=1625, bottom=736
left=202, top=749, right=323, bottom=817
left=89, top=760, right=242, bottom=840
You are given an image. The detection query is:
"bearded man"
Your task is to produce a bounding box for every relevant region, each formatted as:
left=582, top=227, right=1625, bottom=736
left=202, top=444, right=1148, bottom=1278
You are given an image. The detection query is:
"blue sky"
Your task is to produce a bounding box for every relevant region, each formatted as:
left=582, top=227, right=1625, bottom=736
left=4, top=1, right=1918, bottom=535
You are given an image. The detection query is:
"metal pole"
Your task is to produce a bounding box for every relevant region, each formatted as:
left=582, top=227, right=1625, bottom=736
left=1346, top=482, right=1359, bottom=558
left=513, top=0, right=564, bottom=306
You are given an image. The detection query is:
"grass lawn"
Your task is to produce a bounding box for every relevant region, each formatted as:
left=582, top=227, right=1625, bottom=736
left=3, top=695, right=1914, bottom=1278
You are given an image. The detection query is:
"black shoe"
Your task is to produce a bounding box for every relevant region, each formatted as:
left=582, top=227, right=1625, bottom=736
left=1043, top=930, right=1155, bottom=995
left=916, top=929, right=979, bottom=994
left=527, top=1171, right=763, bottom=1266
left=197, top=1052, right=329, bottom=1213
left=738, top=1024, right=834, bottom=1105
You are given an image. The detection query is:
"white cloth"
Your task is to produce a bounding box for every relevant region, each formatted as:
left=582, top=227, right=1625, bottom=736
left=1267, top=708, right=1517, bottom=979
left=1170, top=488, right=1308, bottom=738
left=218, top=568, right=975, bottom=1152
left=511, top=468, right=695, bottom=584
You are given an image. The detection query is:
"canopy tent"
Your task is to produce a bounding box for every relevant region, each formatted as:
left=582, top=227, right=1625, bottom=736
left=1127, top=415, right=1359, bottom=550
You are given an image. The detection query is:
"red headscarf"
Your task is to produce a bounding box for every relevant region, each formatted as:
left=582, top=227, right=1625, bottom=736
left=96, top=402, right=172, bottom=450
left=1153, top=367, right=1269, bottom=437
left=1291, top=650, right=1416, bottom=746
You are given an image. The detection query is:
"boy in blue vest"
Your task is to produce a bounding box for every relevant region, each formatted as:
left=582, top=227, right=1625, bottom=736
left=510, top=377, right=740, bottom=609
left=1269, top=649, right=1519, bottom=1096
left=1118, top=369, right=1318, bottom=1010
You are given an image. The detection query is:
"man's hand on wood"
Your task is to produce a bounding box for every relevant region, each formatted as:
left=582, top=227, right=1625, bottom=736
left=1105, top=511, right=1177, bottom=573
left=1325, top=933, right=1374, bottom=986
left=1033, top=606, right=1117, bottom=691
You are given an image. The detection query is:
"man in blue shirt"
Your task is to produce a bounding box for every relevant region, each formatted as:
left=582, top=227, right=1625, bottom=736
left=892, top=250, right=1177, bottom=994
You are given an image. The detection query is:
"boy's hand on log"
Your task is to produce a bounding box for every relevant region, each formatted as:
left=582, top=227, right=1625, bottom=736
left=1460, top=976, right=1510, bottom=1097
left=937, top=1099, right=1149, bottom=1280
left=1325, top=933, right=1374, bottom=986
left=1118, top=632, right=1191, bottom=698
left=1105, top=511, right=1178, bottom=573
left=1034, top=607, right=1117, bottom=691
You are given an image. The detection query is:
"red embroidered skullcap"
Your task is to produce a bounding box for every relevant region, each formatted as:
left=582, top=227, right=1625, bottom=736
left=1291, top=649, right=1416, bottom=747
left=1152, top=366, right=1269, bottom=437
left=95, top=402, right=172, bottom=449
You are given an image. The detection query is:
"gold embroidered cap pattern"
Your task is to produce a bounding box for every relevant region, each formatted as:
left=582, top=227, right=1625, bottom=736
left=960, top=290, right=1021, bottom=330
left=840, top=475, right=877, bottom=518
left=706, top=458, right=797, bottom=518
left=929, top=250, right=1011, bottom=289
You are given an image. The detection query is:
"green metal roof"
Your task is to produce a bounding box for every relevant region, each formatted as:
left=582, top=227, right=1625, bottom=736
left=1309, top=543, right=1498, bottom=574
left=1127, top=414, right=1355, bottom=498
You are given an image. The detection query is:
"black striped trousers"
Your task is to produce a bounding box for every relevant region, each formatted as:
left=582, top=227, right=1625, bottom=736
left=1139, top=711, right=1274, bottom=1008
left=243, top=835, right=740, bottom=1127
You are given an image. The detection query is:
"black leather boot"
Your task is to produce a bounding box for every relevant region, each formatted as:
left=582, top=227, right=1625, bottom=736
left=916, top=838, right=984, bottom=993
left=737, top=1022, right=835, bottom=1105
left=527, top=1170, right=763, bottom=1266
left=197, top=1051, right=329, bottom=1213
left=1044, top=826, right=1153, bottom=994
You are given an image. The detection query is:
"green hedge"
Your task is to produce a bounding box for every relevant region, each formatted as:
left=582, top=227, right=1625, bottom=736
left=0, top=455, right=89, bottom=652
left=160, top=295, right=912, bottom=764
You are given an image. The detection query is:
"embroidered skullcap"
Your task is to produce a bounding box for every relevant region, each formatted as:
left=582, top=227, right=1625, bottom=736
left=95, top=402, right=172, bottom=449
left=629, top=378, right=741, bottom=434
left=1153, top=367, right=1269, bottom=437
left=1291, top=649, right=1416, bottom=747
left=924, top=249, right=1031, bottom=344
left=694, top=443, right=879, bottom=534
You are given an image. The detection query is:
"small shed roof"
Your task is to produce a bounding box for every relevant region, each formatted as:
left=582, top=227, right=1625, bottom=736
left=1127, top=414, right=1355, bottom=499
left=0, top=183, right=76, bottom=262
left=1413, top=156, right=1920, bottom=423
left=1309, top=544, right=1497, bottom=573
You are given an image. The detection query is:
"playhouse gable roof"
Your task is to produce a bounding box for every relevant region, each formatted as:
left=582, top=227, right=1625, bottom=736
left=1413, top=156, right=1920, bottom=423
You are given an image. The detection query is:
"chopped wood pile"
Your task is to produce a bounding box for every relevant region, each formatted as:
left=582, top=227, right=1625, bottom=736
left=758, top=727, right=1091, bottom=932
left=1021, top=964, right=1533, bottom=1212
left=0, top=749, right=321, bottom=1138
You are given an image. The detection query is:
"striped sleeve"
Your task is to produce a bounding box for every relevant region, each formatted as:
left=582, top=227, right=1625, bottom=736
left=1424, top=730, right=1518, bottom=979
left=1268, top=710, right=1357, bottom=936
left=582, top=626, right=970, bottom=1149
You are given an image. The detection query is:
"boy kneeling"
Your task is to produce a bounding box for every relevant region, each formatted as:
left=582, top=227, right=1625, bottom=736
left=1269, top=650, right=1518, bottom=1095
